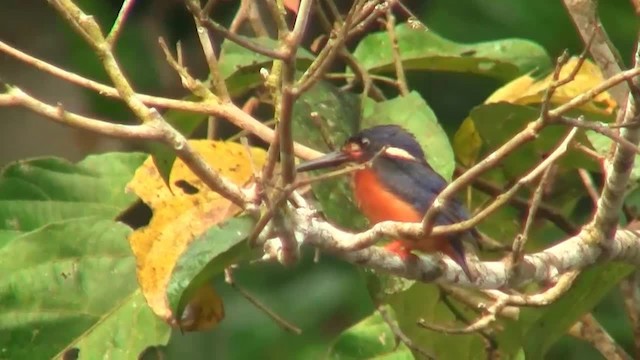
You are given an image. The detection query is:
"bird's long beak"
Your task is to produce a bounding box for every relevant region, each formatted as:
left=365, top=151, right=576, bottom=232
left=296, top=151, right=351, bottom=172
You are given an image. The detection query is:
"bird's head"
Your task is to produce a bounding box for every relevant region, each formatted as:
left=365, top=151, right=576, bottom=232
left=297, top=125, right=425, bottom=172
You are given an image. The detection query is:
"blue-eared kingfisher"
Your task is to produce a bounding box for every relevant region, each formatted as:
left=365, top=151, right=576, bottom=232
left=297, top=125, right=479, bottom=280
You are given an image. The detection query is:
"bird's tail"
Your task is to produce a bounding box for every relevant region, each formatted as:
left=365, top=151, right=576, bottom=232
left=447, top=237, right=477, bottom=282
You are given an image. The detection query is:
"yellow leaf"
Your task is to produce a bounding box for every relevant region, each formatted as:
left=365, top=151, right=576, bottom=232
left=454, top=57, right=617, bottom=165
left=452, top=117, right=483, bottom=167
left=486, top=57, right=616, bottom=113
left=177, top=285, right=225, bottom=332
left=126, top=140, right=266, bottom=330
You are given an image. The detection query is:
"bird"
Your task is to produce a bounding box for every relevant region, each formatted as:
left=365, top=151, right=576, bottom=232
left=296, top=125, right=479, bottom=281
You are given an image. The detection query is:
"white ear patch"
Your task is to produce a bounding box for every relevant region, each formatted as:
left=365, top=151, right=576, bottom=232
left=383, top=146, right=416, bottom=161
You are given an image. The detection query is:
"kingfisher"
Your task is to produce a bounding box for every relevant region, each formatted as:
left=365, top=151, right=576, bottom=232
left=296, top=125, right=479, bottom=280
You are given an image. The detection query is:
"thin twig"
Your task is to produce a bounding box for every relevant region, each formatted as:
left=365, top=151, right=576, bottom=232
left=568, top=313, right=632, bottom=360
left=293, top=0, right=367, bottom=96
left=417, top=296, right=508, bottom=334
left=378, top=306, right=435, bottom=359
left=106, top=0, right=136, bottom=48
left=439, top=284, right=520, bottom=320
left=578, top=168, right=600, bottom=206
left=509, top=165, right=555, bottom=280
left=620, top=270, right=640, bottom=357
left=199, top=16, right=286, bottom=60
left=486, top=270, right=580, bottom=306
left=347, top=0, right=388, bottom=39
left=455, top=166, right=578, bottom=234
left=277, top=0, right=314, bottom=184
left=384, top=9, right=409, bottom=96
left=224, top=268, right=302, bottom=334
left=556, top=116, right=640, bottom=156
left=0, top=87, right=160, bottom=140
left=186, top=0, right=230, bottom=101
left=438, top=292, right=499, bottom=354
left=47, top=0, right=251, bottom=208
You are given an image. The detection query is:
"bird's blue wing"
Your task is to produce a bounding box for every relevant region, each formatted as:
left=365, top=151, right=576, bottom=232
left=374, top=158, right=479, bottom=240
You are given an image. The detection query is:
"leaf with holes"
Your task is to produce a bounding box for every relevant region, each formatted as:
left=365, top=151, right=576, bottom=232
left=0, top=218, right=169, bottom=359
left=354, top=23, right=551, bottom=81
left=0, top=152, right=145, bottom=242
left=127, top=140, right=266, bottom=330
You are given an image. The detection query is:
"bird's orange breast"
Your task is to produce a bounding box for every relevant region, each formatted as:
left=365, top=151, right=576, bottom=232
left=352, top=168, right=445, bottom=254
left=353, top=168, right=422, bottom=223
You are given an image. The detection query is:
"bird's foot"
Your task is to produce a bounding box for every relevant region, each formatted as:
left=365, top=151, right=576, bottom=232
left=384, top=241, right=416, bottom=261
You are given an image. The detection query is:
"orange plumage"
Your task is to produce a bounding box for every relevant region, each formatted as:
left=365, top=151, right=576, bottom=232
left=353, top=168, right=463, bottom=266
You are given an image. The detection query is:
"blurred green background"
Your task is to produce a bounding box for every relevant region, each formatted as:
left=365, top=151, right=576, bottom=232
left=0, top=1, right=638, bottom=359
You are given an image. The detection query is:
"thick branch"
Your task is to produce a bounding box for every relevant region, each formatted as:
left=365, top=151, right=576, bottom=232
left=562, top=0, right=629, bottom=108
left=588, top=39, right=640, bottom=241
left=287, top=208, right=640, bottom=288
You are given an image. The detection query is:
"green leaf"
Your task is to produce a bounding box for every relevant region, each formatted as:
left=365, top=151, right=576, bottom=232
left=0, top=217, right=170, bottom=359
left=461, top=103, right=600, bottom=178
left=385, top=284, right=485, bottom=360
left=520, top=263, right=634, bottom=359
left=0, top=153, right=146, bottom=237
left=455, top=102, right=609, bottom=230
left=362, top=92, right=454, bottom=181
left=353, top=24, right=551, bottom=81
left=292, top=81, right=361, bottom=152
left=418, top=0, right=638, bottom=66
left=292, top=81, right=366, bottom=229
left=220, top=37, right=315, bottom=96
left=168, top=215, right=257, bottom=319
left=328, top=307, right=414, bottom=360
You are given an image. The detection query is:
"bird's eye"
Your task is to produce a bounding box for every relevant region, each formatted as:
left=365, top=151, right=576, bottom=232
left=360, top=137, right=370, bottom=147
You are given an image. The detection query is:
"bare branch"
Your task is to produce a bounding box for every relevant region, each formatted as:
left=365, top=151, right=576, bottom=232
left=486, top=271, right=579, bottom=306
left=384, top=9, right=409, bottom=96
left=588, top=37, right=640, bottom=242
left=44, top=0, right=253, bottom=208
left=0, top=87, right=161, bottom=140
left=456, top=166, right=578, bottom=234
left=198, top=15, right=287, bottom=60
left=224, top=268, right=302, bottom=334
left=417, top=296, right=508, bottom=334
left=620, top=271, right=640, bottom=357
left=277, top=207, right=640, bottom=288
left=569, top=313, right=632, bottom=360
left=377, top=306, right=436, bottom=359
left=106, top=0, right=136, bottom=47
left=562, top=0, right=629, bottom=109
left=509, top=165, right=555, bottom=279
left=185, top=0, right=230, bottom=101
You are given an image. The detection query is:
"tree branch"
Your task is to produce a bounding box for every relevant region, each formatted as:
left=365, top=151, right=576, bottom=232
left=587, top=38, right=640, bottom=243
left=274, top=208, right=640, bottom=288
left=562, top=0, right=629, bottom=109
